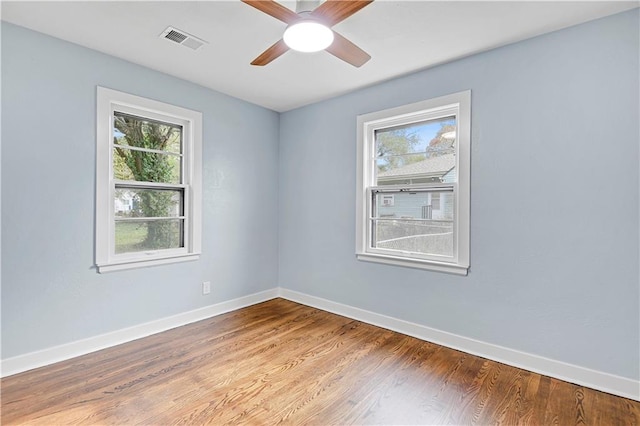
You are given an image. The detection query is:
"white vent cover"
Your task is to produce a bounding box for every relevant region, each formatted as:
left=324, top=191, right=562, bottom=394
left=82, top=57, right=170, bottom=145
left=160, top=27, right=206, bottom=51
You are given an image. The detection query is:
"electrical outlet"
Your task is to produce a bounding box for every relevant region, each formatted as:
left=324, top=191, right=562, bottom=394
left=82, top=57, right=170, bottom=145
left=202, top=281, right=211, bottom=295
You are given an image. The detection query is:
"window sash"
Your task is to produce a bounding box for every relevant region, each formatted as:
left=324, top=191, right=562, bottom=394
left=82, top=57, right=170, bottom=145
left=367, top=185, right=457, bottom=262
left=110, top=183, right=191, bottom=258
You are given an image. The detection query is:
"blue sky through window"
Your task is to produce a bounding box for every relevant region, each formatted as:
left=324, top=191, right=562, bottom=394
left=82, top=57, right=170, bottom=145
left=412, top=118, right=456, bottom=152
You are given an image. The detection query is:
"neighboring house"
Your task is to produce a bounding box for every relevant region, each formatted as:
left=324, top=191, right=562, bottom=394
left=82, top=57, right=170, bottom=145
left=114, top=190, right=135, bottom=214
left=376, top=153, right=455, bottom=221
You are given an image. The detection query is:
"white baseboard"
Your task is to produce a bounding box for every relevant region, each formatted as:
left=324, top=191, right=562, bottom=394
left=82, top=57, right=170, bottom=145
left=0, top=288, right=278, bottom=378
left=278, top=288, right=640, bottom=402
left=3, top=286, right=638, bottom=402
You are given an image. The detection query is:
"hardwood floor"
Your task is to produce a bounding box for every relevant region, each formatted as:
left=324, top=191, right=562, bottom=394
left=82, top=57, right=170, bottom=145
left=2, top=298, right=638, bottom=425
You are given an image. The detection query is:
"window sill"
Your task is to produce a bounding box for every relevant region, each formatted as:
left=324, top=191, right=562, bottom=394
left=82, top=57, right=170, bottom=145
left=356, top=253, right=468, bottom=276
left=97, top=253, right=200, bottom=273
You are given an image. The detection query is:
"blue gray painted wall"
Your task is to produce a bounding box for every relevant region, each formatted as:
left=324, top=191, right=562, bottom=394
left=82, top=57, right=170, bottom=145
left=2, top=9, right=638, bottom=382
left=279, top=9, right=639, bottom=380
left=1, top=22, right=280, bottom=358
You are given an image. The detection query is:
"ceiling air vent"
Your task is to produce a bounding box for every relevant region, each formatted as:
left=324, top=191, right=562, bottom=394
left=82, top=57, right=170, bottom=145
left=160, top=27, right=207, bottom=51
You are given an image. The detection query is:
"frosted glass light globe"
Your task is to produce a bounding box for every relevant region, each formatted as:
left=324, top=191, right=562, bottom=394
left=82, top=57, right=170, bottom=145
left=283, top=21, right=334, bottom=53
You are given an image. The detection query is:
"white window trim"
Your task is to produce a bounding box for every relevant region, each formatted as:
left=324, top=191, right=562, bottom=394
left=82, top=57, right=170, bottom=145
left=96, top=87, right=202, bottom=273
left=356, top=91, right=470, bottom=275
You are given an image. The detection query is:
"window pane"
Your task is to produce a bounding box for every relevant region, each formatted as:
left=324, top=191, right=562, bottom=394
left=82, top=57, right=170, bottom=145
left=115, top=188, right=183, bottom=218
left=376, top=153, right=456, bottom=186
left=113, top=147, right=181, bottom=184
left=113, top=112, right=182, bottom=154
left=375, top=116, right=456, bottom=186
left=372, top=190, right=453, bottom=257
left=375, top=116, right=455, bottom=156
left=115, top=219, right=184, bottom=254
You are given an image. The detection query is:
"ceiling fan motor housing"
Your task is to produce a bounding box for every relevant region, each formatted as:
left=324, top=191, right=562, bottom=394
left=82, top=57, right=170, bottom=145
left=296, top=0, right=322, bottom=13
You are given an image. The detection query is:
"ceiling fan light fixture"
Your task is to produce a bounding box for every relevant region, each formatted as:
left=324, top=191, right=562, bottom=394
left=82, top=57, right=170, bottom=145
left=283, top=20, right=334, bottom=52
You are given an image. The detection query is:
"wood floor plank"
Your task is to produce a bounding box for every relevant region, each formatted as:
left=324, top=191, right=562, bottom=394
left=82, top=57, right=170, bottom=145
left=2, top=298, right=638, bottom=425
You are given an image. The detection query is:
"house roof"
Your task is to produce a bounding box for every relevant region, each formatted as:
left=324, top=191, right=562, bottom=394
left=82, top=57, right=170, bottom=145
left=378, top=154, right=455, bottom=179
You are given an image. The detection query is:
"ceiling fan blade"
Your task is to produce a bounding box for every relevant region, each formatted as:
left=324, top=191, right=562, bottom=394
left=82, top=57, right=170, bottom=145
left=242, top=0, right=299, bottom=24
left=251, top=39, right=290, bottom=66
left=311, top=0, right=373, bottom=26
left=326, top=32, right=370, bottom=67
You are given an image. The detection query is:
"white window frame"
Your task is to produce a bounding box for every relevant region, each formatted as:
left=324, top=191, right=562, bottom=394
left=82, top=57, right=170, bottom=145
left=356, top=90, right=470, bottom=275
left=96, top=87, right=202, bottom=273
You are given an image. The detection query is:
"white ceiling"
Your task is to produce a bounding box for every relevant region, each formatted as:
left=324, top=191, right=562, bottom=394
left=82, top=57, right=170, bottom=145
left=2, top=1, right=637, bottom=112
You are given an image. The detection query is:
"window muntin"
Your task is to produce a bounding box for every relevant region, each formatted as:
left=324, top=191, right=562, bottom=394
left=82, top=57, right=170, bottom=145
left=356, top=91, right=470, bottom=275
left=96, top=87, right=202, bottom=273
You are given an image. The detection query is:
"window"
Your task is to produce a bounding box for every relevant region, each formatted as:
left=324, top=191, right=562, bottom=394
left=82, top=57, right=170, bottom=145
left=356, top=91, right=470, bottom=275
left=96, top=87, right=202, bottom=273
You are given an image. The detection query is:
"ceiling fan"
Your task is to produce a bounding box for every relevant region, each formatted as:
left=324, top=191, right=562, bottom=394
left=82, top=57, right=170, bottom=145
left=241, top=0, right=373, bottom=67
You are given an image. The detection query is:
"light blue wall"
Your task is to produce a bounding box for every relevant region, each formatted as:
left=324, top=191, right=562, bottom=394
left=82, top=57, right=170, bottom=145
left=1, top=23, right=280, bottom=358
left=279, top=9, right=639, bottom=380
left=2, top=10, right=639, bottom=382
